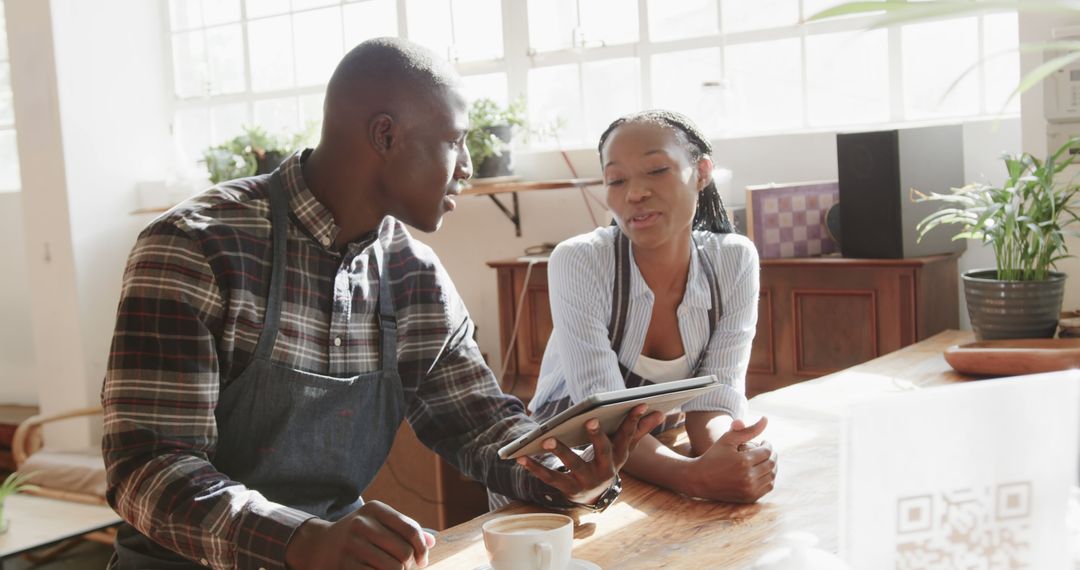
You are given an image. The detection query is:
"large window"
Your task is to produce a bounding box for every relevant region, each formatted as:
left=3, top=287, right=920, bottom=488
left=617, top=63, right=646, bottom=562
left=166, top=0, right=1020, bottom=168
left=0, top=0, right=20, bottom=193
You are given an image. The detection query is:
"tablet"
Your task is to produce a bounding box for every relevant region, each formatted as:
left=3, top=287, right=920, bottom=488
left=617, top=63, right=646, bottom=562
left=498, top=375, right=720, bottom=459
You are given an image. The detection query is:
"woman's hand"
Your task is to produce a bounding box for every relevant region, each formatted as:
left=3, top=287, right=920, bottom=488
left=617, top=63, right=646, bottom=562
left=684, top=417, right=777, bottom=503
left=517, top=404, right=663, bottom=505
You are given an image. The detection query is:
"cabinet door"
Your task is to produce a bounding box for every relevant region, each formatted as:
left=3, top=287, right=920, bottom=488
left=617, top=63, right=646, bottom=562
left=510, top=265, right=553, bottom=378
left=752, top=264, right=916, bottom=392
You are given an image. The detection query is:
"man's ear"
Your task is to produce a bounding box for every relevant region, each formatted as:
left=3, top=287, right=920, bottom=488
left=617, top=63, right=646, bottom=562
left=696, top=155, right=714, bottom=192
left=369, top=113, right=397, bottom=157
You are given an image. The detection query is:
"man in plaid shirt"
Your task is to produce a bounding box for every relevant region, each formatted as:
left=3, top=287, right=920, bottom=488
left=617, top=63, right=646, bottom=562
left=102, top=38, right=661, bottom=570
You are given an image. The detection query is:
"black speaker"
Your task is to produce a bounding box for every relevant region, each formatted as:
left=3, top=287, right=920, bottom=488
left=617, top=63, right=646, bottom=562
left=836, top=125, right=967, bottom=259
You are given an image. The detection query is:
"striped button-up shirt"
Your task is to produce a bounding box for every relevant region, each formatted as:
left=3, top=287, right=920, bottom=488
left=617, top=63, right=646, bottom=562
left=102, top=150, right=567, bottom=570
left=529, top=226, right=758, bottom=418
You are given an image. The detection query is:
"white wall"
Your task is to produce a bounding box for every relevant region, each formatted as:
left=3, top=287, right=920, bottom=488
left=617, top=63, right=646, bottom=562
left=0, top=191, right=37, bottom=404
left=6, top=0, right=88, bottom=444
left=1, top=0, right=171, bottom=445
left=51, top=0, right=173, bottom=409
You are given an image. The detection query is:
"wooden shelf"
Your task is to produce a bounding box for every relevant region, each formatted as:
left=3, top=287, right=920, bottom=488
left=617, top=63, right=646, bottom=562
left=462, top=177, right=601, bottom=196
left=463, top=177, right=602, bottom=237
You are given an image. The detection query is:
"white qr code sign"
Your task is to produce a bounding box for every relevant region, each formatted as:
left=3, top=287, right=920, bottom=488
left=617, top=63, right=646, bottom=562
left=841, top=371, right=1079, bottom=568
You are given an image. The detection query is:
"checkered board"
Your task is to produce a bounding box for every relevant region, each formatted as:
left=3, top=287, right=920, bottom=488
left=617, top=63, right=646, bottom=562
left=745, top=181, right=838, bottom=259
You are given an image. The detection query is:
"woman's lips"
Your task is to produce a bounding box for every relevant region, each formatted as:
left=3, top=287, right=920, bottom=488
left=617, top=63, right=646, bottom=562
left=627, top=211, right=660, bottom=229
left=443, top=195, right=456, bottom=212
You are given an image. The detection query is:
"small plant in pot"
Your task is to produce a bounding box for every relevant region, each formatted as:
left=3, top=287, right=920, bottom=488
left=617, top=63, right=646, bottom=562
left=0, top=471, right=39, bottom=534
left=202, top=125, right=313, bottom=184
left=915, top=138, right=1080, bottom=340
left=466, top=98, right=527, bottom=179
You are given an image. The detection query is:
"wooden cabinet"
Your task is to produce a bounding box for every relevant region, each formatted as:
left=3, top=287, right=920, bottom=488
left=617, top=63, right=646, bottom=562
left=488, top=259, right=553, bottom=405
left=489, top=254, right=959, bottom=401
left=746, top=255, right=958, bottom=396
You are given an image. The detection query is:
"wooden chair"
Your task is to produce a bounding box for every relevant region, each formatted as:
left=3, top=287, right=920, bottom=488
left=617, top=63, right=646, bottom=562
left=11, top=406, right=116, bottom=560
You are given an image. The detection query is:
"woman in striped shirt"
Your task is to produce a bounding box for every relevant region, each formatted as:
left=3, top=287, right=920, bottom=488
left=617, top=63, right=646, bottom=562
left=529, top=110, right=778, bottom=503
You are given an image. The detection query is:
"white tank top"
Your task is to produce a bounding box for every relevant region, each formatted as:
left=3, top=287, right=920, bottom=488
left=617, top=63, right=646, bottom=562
left=632, top=353, right=692, bottom=382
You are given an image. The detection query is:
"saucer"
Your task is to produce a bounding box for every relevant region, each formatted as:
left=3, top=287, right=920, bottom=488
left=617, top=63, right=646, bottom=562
left=475, top=558, right=601, bottom=570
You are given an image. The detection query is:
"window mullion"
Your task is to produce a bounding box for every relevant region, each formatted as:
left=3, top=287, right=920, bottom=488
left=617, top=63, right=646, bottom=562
left=638, top=0, right=651, bottom=109
left=396, top=0, right=409, bottom=43
left=502, top=0, right=529, bottom=103
left=888, top=25, right=904, bottom=123
left=239, top=0, right=254, bottom=128
left=799, top=26, right=808, bottom=130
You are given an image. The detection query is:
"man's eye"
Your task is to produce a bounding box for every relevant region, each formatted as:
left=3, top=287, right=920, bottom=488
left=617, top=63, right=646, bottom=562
left=606, top=179, right=625, bottom=186
left=648, top=167, right=669, bottom=175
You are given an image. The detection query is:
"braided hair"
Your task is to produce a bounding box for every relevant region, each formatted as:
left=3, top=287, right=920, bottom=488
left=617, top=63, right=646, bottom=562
left=598, top=110, right=733, bottom=234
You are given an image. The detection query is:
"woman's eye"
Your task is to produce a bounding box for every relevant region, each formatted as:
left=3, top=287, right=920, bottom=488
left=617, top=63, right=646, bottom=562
left=648, top=167, right=670, bottom=175
left=606, top=179, right=625, bottom=186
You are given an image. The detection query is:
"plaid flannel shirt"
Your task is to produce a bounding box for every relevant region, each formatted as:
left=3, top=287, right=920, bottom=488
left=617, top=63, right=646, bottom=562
left=101, top=150, right=569, bottom=570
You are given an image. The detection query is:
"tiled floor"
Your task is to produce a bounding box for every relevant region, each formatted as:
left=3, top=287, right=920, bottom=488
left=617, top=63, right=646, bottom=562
left=5, top=542, right=112, bottom=570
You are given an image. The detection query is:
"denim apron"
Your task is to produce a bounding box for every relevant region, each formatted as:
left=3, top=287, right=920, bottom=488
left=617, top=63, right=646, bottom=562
left=532, top=228, right=723, bottom=425
left=111, top=171, right=406, bottom=568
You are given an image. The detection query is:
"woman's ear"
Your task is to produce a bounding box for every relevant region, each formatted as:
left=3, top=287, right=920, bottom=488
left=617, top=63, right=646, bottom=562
left=696, top=155, right=714, bottom=192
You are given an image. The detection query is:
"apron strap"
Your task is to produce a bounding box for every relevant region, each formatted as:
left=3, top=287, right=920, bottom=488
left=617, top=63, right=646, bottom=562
left=691, top=233, right=723, bottom=374
left=608, top=229, right=725, bottom=377
left=252, top=172, right=290, bottom=362
left=607, top=229, right=632, bottom=354
left=373, top=237, right=398, bottom=372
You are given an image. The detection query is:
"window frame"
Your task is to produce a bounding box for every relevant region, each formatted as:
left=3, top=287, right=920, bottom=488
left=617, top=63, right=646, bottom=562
left=163, top=0, right=1019, bottom=163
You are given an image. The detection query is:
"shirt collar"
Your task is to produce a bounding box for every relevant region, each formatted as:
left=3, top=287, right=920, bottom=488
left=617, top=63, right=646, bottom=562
left=626, top=232, right=713, bottom=310
left=278, top=148, right=342, bottom=250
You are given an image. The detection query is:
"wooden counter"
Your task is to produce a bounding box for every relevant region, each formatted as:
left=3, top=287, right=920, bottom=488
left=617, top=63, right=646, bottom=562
left=426, top=330, right=977, bottom=568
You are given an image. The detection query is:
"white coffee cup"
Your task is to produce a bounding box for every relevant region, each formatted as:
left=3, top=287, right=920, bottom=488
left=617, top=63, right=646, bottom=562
left=482, top=513, right=574, bottom=570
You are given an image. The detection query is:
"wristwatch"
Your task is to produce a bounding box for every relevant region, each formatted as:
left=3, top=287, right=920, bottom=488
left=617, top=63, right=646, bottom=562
left=572, top=473, right=622, bottom=512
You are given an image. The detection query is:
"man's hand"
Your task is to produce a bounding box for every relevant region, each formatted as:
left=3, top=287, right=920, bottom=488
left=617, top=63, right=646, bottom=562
left=285, top=501, right=436, bottom=570
left=516, top=404, right=663, bottom=505
left=685, top=416, right=777, bottom=503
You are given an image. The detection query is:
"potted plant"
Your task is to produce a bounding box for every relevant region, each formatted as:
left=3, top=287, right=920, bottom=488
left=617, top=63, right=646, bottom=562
left=0, top=471, right=39, bottom=534
left=466, top=97, right=528, bottom=179
left=202, top=125, right=312, bottom=184
left=915, top=138, right=1080, bottom=340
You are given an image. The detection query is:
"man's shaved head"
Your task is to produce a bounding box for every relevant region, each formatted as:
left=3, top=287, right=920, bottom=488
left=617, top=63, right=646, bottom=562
left=328, top=37, right=459, bottom=98
left=322, top=37, right=460, bottom=140
left=303, top=37, right=472, bottom=243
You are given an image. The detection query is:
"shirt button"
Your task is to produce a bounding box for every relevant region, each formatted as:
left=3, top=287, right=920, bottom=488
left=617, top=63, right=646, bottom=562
left=199, top=559, right=208, bottom=566
left=544, top=494, right=552, bottom=502
left=321, top=236, right=331, bottom=246
left=333, top=337, right=342, bottom=347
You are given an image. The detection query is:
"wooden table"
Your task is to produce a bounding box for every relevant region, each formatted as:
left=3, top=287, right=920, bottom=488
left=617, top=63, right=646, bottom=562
left=0, top=494, right=120, bottom=567
left=426, top=330, right=978, bottom=568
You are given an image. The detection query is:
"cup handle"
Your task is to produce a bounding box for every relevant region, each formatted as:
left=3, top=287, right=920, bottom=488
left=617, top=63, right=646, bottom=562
left=535, top=541, right=552, bottom=570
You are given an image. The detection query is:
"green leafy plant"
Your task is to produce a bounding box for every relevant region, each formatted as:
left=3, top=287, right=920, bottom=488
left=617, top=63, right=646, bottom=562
left=914, top=138, right=1080, bottom=281
left=0, top=471, right=39, bottom=530
left=202, top=125, right=314, bottom=184
left=466, top=97, right=528, bottom=169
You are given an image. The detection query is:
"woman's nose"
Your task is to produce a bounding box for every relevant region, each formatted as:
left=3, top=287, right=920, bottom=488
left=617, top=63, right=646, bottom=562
left=626, top=180, right=650, bottom=202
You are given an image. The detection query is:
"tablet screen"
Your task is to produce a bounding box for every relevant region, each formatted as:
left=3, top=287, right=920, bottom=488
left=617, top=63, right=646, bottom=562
left=498, top=375, right=719, bottom=459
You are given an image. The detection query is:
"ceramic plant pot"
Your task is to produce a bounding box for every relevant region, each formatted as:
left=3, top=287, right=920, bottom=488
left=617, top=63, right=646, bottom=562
left=962, top=269, right=1066, bottom=340
left=475, top=125, right=513, bottom=178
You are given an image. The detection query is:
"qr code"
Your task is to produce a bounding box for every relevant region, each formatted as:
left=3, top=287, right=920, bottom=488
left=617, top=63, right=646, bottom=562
left=895, top=482, right=1032, bottom=569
